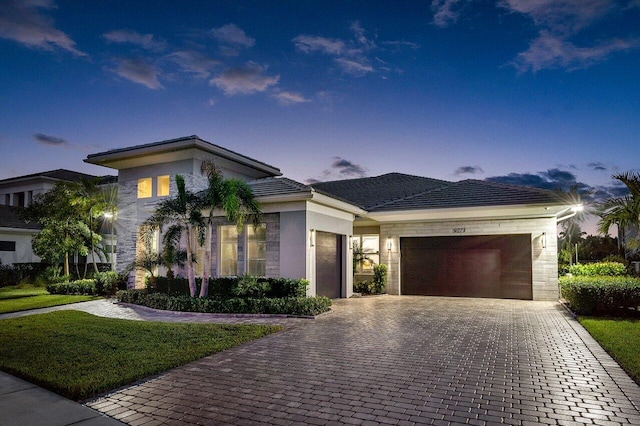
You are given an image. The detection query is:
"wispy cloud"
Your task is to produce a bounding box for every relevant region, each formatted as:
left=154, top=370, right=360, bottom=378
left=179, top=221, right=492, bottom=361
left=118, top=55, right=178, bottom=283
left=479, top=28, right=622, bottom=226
left=167, top=50, right=219, bottom=79
left=211, top=23, right=255, bottom=56
left=292, top=35, right=346, bottom=55
left=588, top=162, right=608, bottom=171
left=103, top=29, right=166, bottom=51
left=431, top=0, right=466, bottom=28
left=272, top=90, right=310, bottom=105
left=210, top=62, right=279, bottom=95
left=331, top=157, right=368, bottom=178
left=454, top=165, right=484, bottom=176
left=33, top=133, right=69, bottom=147
left=110, top=57, right=163, bottom=89
left=0, top=0, right=86, bottom=56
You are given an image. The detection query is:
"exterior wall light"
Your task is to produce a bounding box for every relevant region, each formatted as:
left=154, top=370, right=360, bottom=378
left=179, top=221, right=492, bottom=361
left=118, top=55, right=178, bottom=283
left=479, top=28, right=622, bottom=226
left=386, top=238, right=392, bottom=251
left=541, top=232, right=547, bottom=249
left=309, top=229, right=315, bottom=247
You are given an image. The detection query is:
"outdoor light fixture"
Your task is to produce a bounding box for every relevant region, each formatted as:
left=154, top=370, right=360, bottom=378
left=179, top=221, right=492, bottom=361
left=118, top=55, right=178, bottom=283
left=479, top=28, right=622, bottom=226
left=541, top=232, right=547, bottom=249
left=386, top=238, right=392, bottom=251
left=309, top=229, right=315, bottom=247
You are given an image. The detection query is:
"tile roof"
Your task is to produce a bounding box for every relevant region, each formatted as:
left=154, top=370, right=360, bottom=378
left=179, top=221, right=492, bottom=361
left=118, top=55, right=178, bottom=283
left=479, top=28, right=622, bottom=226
left=370, top=179, right=570, bottom=211
left=311, top=173, right=452, bottom=210
left=248, top=177, right=312, bottom=198
left=0, top=206, right=41, bottom=230
left=0, top=169, right=116, bottom=185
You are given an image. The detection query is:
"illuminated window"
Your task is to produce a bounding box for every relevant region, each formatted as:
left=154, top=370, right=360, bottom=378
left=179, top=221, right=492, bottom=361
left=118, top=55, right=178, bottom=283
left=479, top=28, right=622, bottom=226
left=137, top=178, right=152, bottom=199
left=220, top=225, right=238, bottom=276
left=352, top=234, right=379, bottom=273
left=157, top=175, right=170, bottom=197
left=247, top=224, right=266, bottom=276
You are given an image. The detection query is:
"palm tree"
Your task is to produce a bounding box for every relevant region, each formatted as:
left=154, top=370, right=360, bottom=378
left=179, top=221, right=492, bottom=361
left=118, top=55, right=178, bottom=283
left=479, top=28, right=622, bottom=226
left=199, top=161, right=262, bottom=297
left=142, top=175, right=205, bottom=297
left=71, top=178, right=105, bottom=274
left=598, top=171, right=640, bottom=258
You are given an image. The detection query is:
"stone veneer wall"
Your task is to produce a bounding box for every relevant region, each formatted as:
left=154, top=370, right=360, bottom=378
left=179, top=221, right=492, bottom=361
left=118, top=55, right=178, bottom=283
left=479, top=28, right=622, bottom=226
left=379, top=217, right=559, bottom=301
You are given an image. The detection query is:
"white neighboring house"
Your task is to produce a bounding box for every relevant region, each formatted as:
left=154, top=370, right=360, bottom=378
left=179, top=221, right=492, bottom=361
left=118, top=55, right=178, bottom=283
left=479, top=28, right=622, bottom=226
left=86, top=135, right=579, bottom=300
left=0, top=169, right=116, bottom=267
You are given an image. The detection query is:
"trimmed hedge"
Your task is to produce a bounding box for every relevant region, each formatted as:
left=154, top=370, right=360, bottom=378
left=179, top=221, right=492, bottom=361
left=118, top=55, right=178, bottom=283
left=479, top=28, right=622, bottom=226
left=47, top=279, right=98, bottom=295
left=559, top=275, right=640, bottom=316
left=568, top=262, right=626, bottom=277
left=148, top=276, right=309, bottom=299
left=117, top=290, right=331, bottom=316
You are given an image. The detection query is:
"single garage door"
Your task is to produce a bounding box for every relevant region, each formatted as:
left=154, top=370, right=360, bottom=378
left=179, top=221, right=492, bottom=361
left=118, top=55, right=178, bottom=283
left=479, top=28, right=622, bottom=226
left=401, top=235, right=532, bottom=300
left=316, top=231, right=342, bottom=298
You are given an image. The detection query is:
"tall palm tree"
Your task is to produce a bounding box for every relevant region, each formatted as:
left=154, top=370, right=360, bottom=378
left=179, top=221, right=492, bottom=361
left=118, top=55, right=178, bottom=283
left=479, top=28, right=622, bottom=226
left=71, top=178, right=105, bottom=274
left=598, top=171, right=640, bottom=258
left=199, top=161, right=262, bottom=297
left=142, top=175, right=205, bottom=297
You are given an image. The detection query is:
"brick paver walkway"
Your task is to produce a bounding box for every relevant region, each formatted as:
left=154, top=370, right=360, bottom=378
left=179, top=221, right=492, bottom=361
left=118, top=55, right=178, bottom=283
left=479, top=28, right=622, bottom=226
left=85, top=296, right=640, bottom=425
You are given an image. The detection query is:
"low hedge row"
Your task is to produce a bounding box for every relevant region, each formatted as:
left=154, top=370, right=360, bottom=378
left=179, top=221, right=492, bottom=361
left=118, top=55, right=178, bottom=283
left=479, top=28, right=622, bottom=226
left=117, top=290, right=331, bottom=316
left=567, top=262, right=626, bottom=277
left=45, top=272, right=121, bottom=296
left=559, top=275, right=640, bottom=316
left=148, top=276, right=309, bottom=299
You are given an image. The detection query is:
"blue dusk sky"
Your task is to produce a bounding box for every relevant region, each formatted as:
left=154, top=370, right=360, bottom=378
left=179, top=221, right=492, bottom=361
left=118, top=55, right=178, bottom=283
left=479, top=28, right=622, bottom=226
left=1, top=0, right=639, bottom=233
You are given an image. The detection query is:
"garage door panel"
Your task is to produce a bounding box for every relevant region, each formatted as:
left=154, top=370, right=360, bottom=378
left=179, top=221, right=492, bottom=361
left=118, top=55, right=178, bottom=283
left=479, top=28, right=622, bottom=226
left=401, top=235, right=532, bottom=300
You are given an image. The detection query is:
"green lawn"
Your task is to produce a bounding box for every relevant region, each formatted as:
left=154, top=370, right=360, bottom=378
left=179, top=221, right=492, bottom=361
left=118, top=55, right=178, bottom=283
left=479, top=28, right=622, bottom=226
left=579, top=317, right=640, bottom=385
left=0, top=310, right=281, bottom=400
left=0, top=285, right=100, bottom=314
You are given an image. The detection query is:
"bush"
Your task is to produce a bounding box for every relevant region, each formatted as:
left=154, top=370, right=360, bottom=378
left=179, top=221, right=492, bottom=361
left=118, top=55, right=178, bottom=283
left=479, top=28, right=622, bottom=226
left=146, top=276, right=309, bottom=299
left=354, top=280, right=374, bottom=294
left=94, top=271, right=120, bottom=296
left=568, top=262, right=626, bottom=277
left=559, top=275, right=640, bottom=316
left=372, top=264, right=387, bottom=294
left=117, top=290, right=331, bottom=316
left=47, top=279, right=98, bottom=295
left=233, top=276, right=270, bottom=298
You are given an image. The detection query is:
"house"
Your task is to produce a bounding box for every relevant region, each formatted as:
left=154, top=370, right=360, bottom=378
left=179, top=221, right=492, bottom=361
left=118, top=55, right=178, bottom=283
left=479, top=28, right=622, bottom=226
left=0, top=169, right=116, bottom=266
left=85, top=135, right=578, bottom=301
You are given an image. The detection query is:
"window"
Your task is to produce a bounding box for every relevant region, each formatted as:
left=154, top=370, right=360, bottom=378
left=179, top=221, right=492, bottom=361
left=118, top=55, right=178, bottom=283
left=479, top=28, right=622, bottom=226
left=0, top=241, right=16, bottom=251
left=247, top=224, right=266, bottom=276
left=352, top=235, right=379, bottom=273
left=137, top=178, right=152, bottom=199
left=220, top=225, right=238, bottom=276
left=157, top=175, right=170, bottom=197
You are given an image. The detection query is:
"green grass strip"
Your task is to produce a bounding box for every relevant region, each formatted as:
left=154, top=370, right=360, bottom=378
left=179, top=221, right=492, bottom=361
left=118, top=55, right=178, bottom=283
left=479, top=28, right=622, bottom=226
left=579, top=317, right=640, bottom=385
left=0, top=286, right=100, bottom=314
left=0, top=310, right=281, bottom=400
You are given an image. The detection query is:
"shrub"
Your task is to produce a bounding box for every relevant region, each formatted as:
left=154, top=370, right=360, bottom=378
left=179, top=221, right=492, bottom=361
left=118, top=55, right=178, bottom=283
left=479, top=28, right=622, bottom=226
left=146, top=276, right=309, bottom=299
left=559, top=275, right=640, bottom=316
left=372, top=264, right=388, bottom=294
left=116, top=290, right=331, bottom=316
left=233, top=275, right=270, bottom=298
left=568, top=262, right=626, bottom=277
left=94, top=271, right=120, bottom=296
left=266, top=278, right=309, bottom=298
left=47, top=279, right=98, bottom=295
left=354, top=280, right=374, bottom=294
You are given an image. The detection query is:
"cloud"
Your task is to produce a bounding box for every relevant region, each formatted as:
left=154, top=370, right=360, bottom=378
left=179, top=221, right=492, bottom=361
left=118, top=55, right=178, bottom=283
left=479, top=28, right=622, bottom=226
left=210, top=62, right=279, bottom=95
left=513, top=31, right=640, bottom=72
left=110, top=57, right=163, bottom=89
left=334, top=57, right=374, bottom=76
left=588, top=162, right=607, bottom=171
left=33, top=133, right=69, bottom=147
left=0, top=0, right=86, bottom=56
left=431, top=0, right=466, bottom=28
left=167, top=50, right=219, bottom=78
left=305, top=178, right=321, bottom=185
left=211, top=23, right=254, bottom=55
left=454, top=165, right=484, bottom=175
left=272, top=90, right=310, bottom=105
left=292, top=35, right=345, bottom=55
left=103, top=29, right=166, bottom=51
left=331, top=157, right=368, bottom=178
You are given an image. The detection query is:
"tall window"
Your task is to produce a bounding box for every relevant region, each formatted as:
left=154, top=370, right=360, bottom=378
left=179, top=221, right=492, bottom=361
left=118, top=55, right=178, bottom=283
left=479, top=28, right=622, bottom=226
left=247, top=224, right=266, bottom=276
left=157, top=175, right=170, bottom=197
left=220, top=225, right=238, bottom=276
left=352, top=235, right=379, bottom=273
left=137, top=178, right=152, bottom=198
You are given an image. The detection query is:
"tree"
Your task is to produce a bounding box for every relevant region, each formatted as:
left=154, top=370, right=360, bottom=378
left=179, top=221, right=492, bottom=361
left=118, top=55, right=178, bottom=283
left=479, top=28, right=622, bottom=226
left=71, top=177, right=109, bottom=274
left=597, top=171, right=640, bottom=259
left=21, top=181, right=99, bottom=276
left=198, top=161, right=262, bottom=297
left=141, top=175, right=205, bottom=297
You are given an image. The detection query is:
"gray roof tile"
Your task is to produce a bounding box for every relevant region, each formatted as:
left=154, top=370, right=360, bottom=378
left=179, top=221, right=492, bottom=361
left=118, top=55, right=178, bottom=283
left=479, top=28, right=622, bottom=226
left=0, top=206, right=41, bottom=230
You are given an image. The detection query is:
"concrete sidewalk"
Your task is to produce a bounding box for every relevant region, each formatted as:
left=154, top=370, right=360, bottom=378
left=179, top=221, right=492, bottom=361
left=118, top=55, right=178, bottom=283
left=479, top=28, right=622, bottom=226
left=0, top=371, right=124, bottom=426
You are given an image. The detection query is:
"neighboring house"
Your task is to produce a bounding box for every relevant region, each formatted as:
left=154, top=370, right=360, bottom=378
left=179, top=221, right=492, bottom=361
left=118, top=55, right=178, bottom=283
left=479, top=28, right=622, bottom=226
left=0, top=169, right=116, bottom=266
left=86, top=135, right=578, bottom=301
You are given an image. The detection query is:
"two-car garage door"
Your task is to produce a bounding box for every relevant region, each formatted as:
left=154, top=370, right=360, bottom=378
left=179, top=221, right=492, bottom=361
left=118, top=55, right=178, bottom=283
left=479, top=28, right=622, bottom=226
left=400, top=235, right=532, bottom=300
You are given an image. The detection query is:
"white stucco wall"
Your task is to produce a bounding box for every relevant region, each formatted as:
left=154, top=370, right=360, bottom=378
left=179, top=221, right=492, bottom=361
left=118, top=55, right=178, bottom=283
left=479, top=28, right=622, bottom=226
left=379, top=217, right=559, bottom=301
left=0, top=229, right=40, bottom=265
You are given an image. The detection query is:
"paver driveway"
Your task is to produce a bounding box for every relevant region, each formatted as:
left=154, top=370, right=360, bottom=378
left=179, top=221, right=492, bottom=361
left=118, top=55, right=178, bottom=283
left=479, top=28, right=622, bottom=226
left=87, top=297, right=640, bottom=425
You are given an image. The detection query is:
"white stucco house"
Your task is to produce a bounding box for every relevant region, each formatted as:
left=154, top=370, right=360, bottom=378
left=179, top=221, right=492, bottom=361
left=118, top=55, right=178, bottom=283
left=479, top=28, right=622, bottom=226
left=85, top=135, right=579, bottom=301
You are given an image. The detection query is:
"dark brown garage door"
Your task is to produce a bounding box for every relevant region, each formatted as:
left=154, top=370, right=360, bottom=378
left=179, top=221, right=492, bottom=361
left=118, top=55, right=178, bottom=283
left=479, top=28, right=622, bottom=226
left=401, top=235, right=532, bottom=300
left=316, top=231, right=342, bottom=298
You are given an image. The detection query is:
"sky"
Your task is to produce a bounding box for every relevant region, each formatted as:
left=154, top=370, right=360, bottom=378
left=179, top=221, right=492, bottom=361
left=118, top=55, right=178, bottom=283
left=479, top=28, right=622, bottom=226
left=1, top=0, right=639, bottom=234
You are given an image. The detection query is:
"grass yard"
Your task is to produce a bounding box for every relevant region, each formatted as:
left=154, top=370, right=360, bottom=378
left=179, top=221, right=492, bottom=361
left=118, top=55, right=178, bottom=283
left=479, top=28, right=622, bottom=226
left=579, top=317, right=640, bottom=385
left=0, top=310, right=281, bottom=400
left=0, top=285, right=100, bottom=314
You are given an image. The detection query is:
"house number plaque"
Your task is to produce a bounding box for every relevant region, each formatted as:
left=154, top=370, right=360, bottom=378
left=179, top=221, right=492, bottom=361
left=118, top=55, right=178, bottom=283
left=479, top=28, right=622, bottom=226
left=453, top=227, right=466, bottom=233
